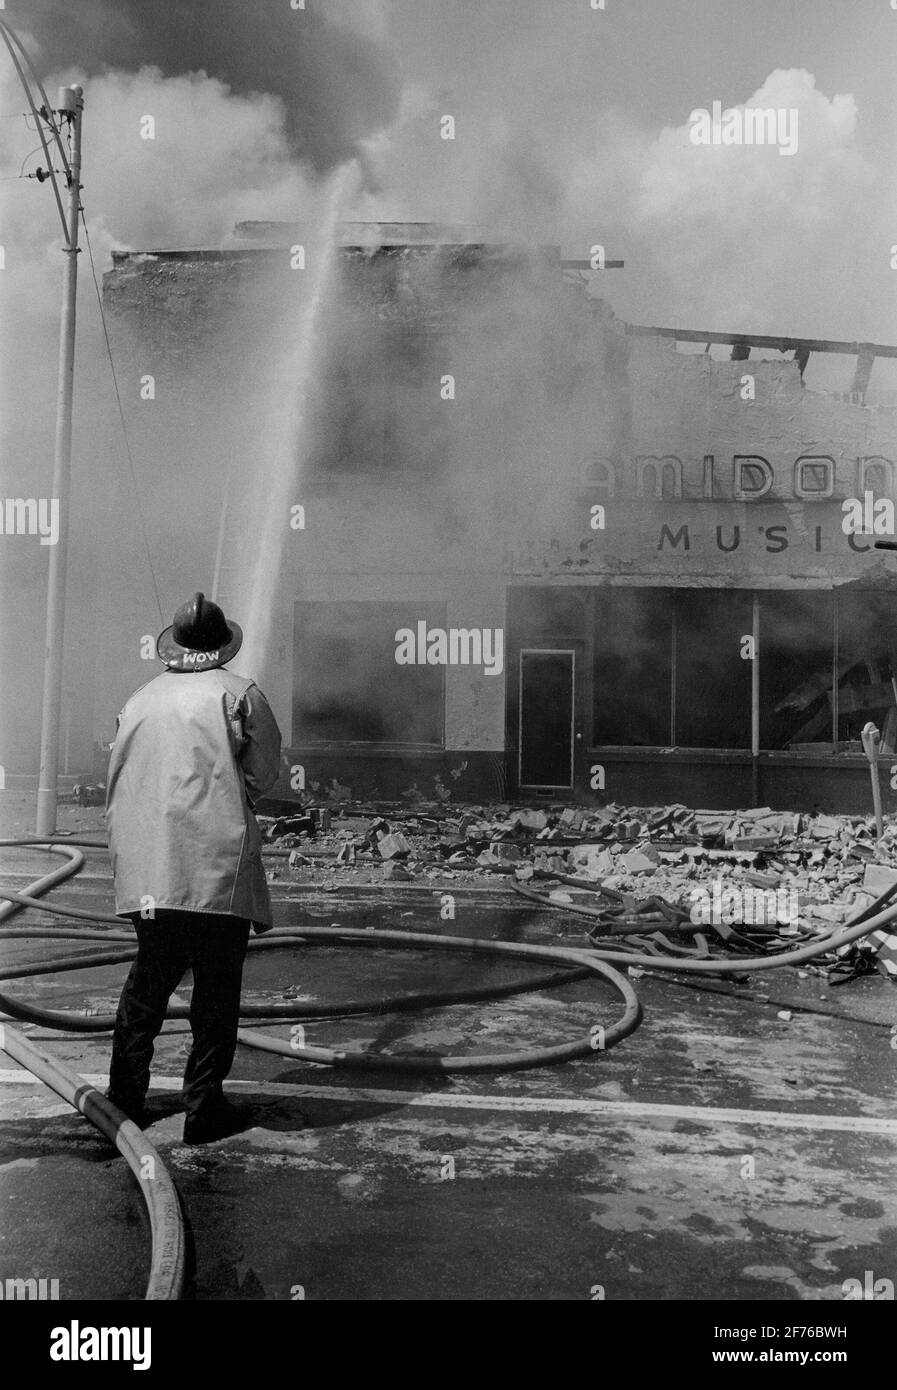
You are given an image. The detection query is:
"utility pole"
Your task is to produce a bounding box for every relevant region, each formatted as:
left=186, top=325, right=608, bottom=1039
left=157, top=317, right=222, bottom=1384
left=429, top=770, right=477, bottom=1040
left=36, top=86, right=84, bottom=837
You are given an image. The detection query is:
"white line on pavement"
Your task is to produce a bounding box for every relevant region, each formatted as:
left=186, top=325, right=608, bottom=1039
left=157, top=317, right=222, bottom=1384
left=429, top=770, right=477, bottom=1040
left=0, top=1069, right=894, bottom=1135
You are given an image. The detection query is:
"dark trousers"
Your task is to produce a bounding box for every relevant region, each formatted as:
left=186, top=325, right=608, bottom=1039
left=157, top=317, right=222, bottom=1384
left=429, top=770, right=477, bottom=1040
left=108, top=910, right=250, bottom=1120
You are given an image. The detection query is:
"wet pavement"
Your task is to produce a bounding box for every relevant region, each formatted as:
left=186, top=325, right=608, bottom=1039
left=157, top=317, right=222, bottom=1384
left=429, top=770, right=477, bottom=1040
left=1, top=843, right=895, bottom=1301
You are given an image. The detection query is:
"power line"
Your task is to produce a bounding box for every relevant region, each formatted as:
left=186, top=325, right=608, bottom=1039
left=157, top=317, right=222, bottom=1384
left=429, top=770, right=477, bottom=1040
left=0, top=19, right=69, bottom=242
left=80, top=208, right=166, bottom=626
left=19, top=142, right=44, bottom=176
left=0, top=167, right=66, bottom=180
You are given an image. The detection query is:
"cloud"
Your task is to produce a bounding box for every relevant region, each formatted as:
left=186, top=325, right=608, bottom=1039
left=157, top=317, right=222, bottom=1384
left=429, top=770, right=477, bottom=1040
left=0, top=61, right=322, bottom=416
left=637, top=70, right=867, bottom=224
left=562, top=69, right=889, bottom=339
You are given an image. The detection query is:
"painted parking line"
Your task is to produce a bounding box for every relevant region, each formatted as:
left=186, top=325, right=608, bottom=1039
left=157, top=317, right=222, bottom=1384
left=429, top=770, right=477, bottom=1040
left=0, top=1068, right=894, bottom=1136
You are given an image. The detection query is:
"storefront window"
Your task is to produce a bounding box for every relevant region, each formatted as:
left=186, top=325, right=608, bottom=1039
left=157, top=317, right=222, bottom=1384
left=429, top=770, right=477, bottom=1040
left=674, top=590, right=752, bottom=748
left=293, top=601, right=445, bottom=745
left=593, top=588, right=674, bottom=745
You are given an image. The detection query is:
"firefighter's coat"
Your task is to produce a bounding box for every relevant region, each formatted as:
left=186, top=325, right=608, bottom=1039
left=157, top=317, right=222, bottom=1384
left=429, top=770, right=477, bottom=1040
left=105, top=668, right=282, bottom=929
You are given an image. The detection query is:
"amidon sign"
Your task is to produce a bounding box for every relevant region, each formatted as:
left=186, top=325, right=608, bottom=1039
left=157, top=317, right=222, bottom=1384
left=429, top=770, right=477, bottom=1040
left=584, top=453, right=897, bottom=503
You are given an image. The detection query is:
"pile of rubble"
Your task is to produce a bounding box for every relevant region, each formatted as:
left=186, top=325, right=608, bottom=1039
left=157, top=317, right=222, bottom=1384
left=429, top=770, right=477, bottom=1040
left=259, top=801, right=897, bottom=964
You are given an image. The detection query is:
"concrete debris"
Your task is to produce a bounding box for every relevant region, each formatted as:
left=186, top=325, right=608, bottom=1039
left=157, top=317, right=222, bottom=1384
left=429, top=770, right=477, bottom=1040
left=382, top=860, right=413, bottom=881
left=862, top=864, right=897, bottom=893
left=476, top=842, right=523, bottom=871
left=619, top=850, right=658, bottom=875
left=377, top=831, right=412, bottom=860
left=260, top=798, right=897, bottom=980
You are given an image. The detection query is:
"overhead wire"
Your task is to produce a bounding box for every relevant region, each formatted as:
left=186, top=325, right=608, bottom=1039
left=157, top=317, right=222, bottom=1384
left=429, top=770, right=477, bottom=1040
left=0, top=18, right=68, bottom=240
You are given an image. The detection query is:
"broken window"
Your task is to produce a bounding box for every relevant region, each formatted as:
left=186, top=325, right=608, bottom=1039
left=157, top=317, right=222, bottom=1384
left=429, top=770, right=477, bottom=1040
left=760, top=591, right=834, bottom=749
left=293, top=601, right=445, bottom=745
left=759, top=590, right=897, bottom=752
left=833, top=591, right=897, bottom=752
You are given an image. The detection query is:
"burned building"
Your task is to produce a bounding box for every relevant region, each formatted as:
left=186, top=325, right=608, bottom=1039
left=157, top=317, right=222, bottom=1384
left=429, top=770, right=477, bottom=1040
left=97, top=222, right=897, bottom=813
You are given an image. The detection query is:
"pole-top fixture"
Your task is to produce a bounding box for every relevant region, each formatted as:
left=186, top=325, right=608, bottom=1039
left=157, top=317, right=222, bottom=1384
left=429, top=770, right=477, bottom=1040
left=56, top=85, right=83, bottom=116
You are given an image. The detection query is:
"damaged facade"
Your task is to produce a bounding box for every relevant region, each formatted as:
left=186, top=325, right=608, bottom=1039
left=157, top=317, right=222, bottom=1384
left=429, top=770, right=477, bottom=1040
left=97, top=222, right=897, bottom=813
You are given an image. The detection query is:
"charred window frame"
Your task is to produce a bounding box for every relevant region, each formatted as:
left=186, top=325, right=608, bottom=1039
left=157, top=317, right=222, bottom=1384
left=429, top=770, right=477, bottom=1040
left=829, top=590, right=897, bottom=753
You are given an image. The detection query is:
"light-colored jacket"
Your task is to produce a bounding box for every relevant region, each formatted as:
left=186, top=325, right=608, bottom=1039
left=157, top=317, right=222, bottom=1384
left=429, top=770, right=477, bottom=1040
left=105, top=668, right=282, bottom=929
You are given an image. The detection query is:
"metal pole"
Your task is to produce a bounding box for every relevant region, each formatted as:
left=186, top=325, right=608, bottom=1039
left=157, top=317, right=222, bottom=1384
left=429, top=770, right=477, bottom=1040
left=861, top=722, right=884, bottom=838
left=831, top=591, right=839, bottom=753
left=36, top=86, right=83, bottom=837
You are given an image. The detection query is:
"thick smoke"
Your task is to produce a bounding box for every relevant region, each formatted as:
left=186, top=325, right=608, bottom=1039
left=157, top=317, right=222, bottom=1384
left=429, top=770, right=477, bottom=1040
left=19, top=0, right=401, bottom=172
left=0, top=0, right=401, bottom=773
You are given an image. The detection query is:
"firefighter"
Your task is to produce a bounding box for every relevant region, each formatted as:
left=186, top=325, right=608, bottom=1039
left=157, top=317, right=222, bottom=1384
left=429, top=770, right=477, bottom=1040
left=104, top=592, right=282, bottom=1144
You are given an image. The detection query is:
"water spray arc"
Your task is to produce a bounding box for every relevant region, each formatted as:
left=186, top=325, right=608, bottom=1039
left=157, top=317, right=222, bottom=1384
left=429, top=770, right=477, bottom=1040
left=236, top=164, right=357, bottom=681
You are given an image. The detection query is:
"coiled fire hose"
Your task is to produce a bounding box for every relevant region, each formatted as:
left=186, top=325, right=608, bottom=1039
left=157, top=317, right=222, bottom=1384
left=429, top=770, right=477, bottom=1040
left=0, top=837, right=643, bottom=1300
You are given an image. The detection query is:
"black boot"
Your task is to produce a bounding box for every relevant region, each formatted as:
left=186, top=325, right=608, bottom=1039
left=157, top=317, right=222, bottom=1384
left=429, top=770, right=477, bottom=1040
left=182, top=1098, right=250, bottom=1145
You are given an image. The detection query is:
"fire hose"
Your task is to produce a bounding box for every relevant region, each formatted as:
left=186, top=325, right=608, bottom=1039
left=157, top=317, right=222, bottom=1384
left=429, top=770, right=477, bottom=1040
left=512, top=878, right=897, bottom=973
left=0, top=837, right=643, bottom=1300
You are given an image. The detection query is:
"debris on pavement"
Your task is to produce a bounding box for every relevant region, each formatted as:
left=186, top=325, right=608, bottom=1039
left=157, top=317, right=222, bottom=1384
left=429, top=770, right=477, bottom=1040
left=256, top=799, right=897, bottom=981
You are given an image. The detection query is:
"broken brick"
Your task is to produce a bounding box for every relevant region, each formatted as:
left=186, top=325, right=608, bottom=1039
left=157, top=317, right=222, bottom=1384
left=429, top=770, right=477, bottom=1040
left=382, top=861, right=413, bottom=882
left=862, top=863, right=897, bottom=894
left=620, top=850, right=657, bottom=874
left=488, top=841, right=522, bottom=860
left=377, top=832, right=411, bottom=860
left=732, top=834, right=780, bottom=851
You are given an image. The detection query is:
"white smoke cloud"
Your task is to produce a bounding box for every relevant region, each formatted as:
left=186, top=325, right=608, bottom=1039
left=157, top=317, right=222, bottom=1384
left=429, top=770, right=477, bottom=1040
left=565, top=69, right=888, bottom=340
left=636, top=70, right=867, bottom=223
left=63, top=67, right=317, bottom=250
left=0, top=61, right=323, bottom=462
left=353, top=62, right=891, bottom=342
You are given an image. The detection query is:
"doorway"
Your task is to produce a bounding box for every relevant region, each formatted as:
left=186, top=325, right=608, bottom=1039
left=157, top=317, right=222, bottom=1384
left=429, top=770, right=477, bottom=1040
left=518, top=647, right=580, bottom=791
